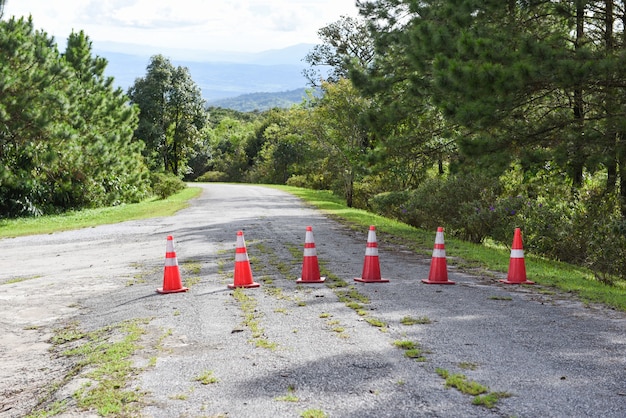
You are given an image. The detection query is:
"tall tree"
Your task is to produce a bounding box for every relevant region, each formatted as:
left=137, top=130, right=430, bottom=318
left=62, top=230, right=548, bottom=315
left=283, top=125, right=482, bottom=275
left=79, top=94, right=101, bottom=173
left=62, top=30, right=150, bottom=206
left=0, top=18, right=150, bottom=216
left=168, top=66, right=206, bottom=174
left=303, top=16, right=375, bottom=86
left=128, top=55, right=174, bottom=172
left=304, top=79, right=373, bottom=207
left=358, top=1, right=626, bottom=192
left=0, top=16, right=70, bottom=215
left=352, top=0, right=460, bottom=187
left=128, top=55, right=206, bottom=175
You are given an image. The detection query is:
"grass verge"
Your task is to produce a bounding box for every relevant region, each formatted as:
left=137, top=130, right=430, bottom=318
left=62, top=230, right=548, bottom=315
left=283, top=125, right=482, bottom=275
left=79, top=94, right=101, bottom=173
left=0, top=187, right=201, bottom=238
left=272, top=185, right=626, bottom=312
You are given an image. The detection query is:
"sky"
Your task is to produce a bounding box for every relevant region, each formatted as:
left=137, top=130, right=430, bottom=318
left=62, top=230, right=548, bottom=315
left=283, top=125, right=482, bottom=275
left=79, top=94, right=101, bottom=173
left=3, top=0, right=361, bottom=57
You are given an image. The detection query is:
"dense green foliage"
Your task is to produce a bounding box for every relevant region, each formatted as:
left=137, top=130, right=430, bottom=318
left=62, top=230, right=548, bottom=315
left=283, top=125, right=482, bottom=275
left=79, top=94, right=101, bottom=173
left=0, top=17, right=150, bottom=217
left=194, top=2, right=626, bottom=285
left=349, top=0, right=626, bottom=283
left=127, top=55, right=207, bottom=176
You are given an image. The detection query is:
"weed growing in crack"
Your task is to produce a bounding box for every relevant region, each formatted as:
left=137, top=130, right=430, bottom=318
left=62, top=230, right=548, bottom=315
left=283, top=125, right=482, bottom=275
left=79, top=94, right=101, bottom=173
left=194, top=370, right=219, bottom=385
left=400, top=315, right=432, bottom=325
left=301, top=408, right=327, bottom=418
left=473, top=392, right=512, bottom=408
left=35, top=319, right=153, bottom=416
left=275, top=385, right=299, bottom=402
left=231, top=288, right=278, bottom=350
left=393, top=340, right=426, bottom=362
left=435, top=368, right=503, bottom=405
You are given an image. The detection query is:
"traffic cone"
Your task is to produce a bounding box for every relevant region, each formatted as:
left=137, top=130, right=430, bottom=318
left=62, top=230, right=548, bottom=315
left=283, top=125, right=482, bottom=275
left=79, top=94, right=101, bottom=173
left=157, top=235, right=189, bottom=294
left=422, top=227, right=455, bottom=285
left=297, top=226, right=325, bottom=283
left=355, top=225, right=389, bottom=283
left=228, top=230, right=260, bottom=289
left=500, top=228, right=534, bottom=285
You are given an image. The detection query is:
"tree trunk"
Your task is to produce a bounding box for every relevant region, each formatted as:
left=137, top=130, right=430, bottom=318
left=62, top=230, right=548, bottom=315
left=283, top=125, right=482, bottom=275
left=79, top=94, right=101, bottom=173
left=570, top=2, right=585, bottom=188
left=604, top=0, right=617, bottom=194
left=345, top=171, right=354, bottom=208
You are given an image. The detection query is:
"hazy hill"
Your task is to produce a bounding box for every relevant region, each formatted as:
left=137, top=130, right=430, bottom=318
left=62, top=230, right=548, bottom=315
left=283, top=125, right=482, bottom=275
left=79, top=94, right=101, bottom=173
left=208, top=88, right=316, bottom=112
left=94, top=43, right=314, bottom=102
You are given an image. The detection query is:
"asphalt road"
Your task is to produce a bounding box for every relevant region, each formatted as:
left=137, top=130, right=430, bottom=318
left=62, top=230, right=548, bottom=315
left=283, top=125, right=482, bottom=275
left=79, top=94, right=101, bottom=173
left=1, top=183, right=626, bottom=417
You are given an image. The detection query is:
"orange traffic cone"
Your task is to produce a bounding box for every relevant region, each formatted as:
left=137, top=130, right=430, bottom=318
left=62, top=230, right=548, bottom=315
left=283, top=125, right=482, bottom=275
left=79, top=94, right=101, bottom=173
left=228, top=230, right=260, bottom=289
left=157, top=235, right=189, bottom=294
left=297, top=226, right=325, bottom=283
left=422, top=227, right=455, bottom=285
left=500, top=228, right=534, bottom=285
left=355, top=225, right=389, bottom=283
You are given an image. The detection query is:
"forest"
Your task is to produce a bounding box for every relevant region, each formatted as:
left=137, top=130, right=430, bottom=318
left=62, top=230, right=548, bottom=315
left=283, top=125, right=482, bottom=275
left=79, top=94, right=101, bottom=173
left=2, top=1, right=626, bottom=284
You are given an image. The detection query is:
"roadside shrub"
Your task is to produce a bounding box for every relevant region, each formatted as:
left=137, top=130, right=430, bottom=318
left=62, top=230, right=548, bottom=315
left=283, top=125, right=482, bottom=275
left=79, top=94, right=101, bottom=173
left=151, top=173, right=186, bottom=199
left=403, top=174, right=501, bottom=243
left=354, top=175, right=387, bottom=211
left=196, top=171, right=229, bottom=182
left=286, top=174, right=330, bottom=190
left=369, top=191, right=411, bottom=221
left=574, top=190, right=626, bottom=284
left=512, top=196, right=577, bottom=261
left=586, top=218, right=626, bottom=285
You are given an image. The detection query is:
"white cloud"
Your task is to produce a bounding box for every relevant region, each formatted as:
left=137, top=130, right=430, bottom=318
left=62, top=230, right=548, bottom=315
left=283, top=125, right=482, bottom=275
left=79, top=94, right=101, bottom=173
left=3, top=0, right=360, bottom=53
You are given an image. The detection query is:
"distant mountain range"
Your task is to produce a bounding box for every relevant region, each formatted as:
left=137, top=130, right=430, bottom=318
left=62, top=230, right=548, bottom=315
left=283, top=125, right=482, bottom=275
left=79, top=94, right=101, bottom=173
left=208, top=88, right=324, bottom=112
left=94, top=43, right=317, bottom=109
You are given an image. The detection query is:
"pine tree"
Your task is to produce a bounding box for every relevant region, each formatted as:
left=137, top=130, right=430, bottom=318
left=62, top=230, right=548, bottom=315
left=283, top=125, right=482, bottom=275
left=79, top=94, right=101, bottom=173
left=0, top=18, right=150, bottom=216
left=358, top=0, right=626, bottom=201
left=62, top=30, right=150, bottom=206
left=0, top=17, right=72, bottom=215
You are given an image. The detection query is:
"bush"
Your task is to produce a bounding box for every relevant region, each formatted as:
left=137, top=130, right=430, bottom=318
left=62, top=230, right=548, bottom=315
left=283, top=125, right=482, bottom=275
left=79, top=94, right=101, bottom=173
left=195, top=171, right=229, bottom=182
left=369, top=191, right=411, bottom=221
left=402, top=174, right=502, bottom=243
left=286, top=174, right=330, bottom=190
left=151, top=173, right=186, bottom=199
left=574, top=190, right=626, bottom=284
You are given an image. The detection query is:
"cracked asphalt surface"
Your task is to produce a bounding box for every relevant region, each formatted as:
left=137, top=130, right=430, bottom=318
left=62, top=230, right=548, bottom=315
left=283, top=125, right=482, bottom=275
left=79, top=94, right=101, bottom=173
left=1, top=183, right=626, bottom=417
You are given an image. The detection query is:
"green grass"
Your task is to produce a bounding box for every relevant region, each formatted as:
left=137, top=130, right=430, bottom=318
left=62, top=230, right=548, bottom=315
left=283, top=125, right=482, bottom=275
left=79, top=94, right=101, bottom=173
left=301, top=409, right=327, bottom=418
left=473, top=392, right=512, bottom=408
left=400, top=315, right=432, bottom=325
left=194, top=370, right=219, bottom=385
left=0, top=187, right=201, bottom=238
left=435, top=368, right=488, bottom=396
left=2, top=276, right=40, bottom=285
left=393, top=340, right=427, bottom=361
left=34, top=319, right=152, bottom=416
left=393, top=340, right=417, bottom=350
left=272, top=185, right=626, bottom=312
left=364, top=317, right=387, bottom=328
left=231, top=288, right=278, bottom=350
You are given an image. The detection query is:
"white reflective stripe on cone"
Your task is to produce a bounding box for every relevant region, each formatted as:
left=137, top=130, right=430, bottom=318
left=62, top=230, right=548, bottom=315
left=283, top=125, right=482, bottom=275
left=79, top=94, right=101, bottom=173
left=304, top=248, right=317, bottom=257
left=510, top=249, right=524, bottom=258
left=365, top=247, right=378, bottom=256
left=235, top=253, right=249, bottom=262
left=432, top=249, right=446, bottom=258
left=165, top=256, right=178, bottom=266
